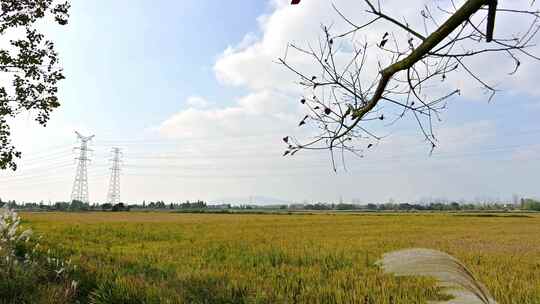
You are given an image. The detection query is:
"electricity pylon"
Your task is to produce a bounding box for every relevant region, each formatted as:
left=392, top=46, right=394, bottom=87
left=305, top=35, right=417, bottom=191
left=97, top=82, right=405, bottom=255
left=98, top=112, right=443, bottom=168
left=70, top=131, right=94, bottom=204
left=106, top=147, right=122, bottom=205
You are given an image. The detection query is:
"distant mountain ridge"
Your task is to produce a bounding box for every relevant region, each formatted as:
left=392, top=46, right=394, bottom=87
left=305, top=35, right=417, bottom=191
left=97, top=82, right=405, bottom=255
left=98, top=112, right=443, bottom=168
left=210, top=195, right=291, bottom=206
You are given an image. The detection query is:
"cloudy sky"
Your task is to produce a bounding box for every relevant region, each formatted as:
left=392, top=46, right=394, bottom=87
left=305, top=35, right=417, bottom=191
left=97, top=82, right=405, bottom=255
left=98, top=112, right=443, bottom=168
left=1, top=0, right=539, bottom=204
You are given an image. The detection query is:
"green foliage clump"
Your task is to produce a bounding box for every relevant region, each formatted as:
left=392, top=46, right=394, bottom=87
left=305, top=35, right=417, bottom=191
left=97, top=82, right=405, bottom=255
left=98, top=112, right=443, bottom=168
left=521, top=198, right=540, bottom=211
left=0, top=0, right=70, bottom=170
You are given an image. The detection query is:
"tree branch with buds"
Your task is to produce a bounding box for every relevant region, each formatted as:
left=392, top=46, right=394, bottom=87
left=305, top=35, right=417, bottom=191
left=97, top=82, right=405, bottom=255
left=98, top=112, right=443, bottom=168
left=281, top=0, right=540, bottom=169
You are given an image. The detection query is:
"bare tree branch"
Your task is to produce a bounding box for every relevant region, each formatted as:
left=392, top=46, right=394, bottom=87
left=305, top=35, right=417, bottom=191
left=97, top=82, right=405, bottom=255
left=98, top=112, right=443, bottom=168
left=280, top=0, right=540, bottom=164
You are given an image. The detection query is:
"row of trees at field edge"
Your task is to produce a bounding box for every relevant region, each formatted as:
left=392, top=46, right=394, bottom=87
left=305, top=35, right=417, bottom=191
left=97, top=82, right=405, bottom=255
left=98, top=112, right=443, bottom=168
left=293, top=200, right=540, bottom=211
left=0, top=198, right=209, bottom=212
left=2, top=197, right=539, bottom=212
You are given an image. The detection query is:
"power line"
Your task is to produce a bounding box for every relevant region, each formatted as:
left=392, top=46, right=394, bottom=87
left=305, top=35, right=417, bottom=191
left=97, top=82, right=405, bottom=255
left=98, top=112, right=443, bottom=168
left=0, top=166, right=109, bottom=183
left=1, top=126, right=539, bottom=201
left=1, top=141, right=537, bottom=184
left=18, top=150, right=75, bottom=165
left=0, top=173, right=109, bottom=189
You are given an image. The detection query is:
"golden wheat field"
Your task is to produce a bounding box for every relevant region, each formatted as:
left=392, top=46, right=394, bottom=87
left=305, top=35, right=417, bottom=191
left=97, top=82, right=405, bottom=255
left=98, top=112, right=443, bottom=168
left=20, top=212, right=540, bottom=304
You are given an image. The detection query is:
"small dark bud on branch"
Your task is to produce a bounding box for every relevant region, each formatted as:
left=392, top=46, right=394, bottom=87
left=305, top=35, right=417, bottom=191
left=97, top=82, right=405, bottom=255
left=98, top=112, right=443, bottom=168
left=298, top=115, right=309, bottom=126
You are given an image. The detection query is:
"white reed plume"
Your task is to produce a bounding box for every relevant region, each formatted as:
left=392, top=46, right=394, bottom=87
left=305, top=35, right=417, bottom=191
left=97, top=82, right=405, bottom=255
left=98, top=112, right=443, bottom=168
left=377, top=248, right=497, bottom=304
left=0, top=206, right=32, bottom=254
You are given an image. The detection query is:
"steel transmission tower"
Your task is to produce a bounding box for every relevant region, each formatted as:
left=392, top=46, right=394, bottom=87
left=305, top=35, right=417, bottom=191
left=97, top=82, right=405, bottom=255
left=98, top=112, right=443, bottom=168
left=106, top=147, right=122, bottom=205
left=70, top=131, right=95, bottom=203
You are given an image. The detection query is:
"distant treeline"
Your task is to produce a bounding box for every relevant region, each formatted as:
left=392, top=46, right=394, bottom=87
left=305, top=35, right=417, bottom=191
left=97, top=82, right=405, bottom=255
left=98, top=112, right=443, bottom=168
left=0, top=199, right=211, bottom=212
left=1, top=197, right=539, bottom=212
left=292, top=201, right=540, bottom=211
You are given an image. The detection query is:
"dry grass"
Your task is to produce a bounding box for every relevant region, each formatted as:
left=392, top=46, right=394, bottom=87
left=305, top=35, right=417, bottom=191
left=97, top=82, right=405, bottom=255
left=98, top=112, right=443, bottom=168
left=20, top=212, right=540, bottom=304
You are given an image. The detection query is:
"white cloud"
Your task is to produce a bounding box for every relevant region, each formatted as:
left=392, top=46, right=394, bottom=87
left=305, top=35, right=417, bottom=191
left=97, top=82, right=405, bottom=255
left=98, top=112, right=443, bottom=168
left=215, top=0, right=540, bottom=101
left=186, top=96, right=211, bottom=108
left=151, top=0, right=540, bottom=202
left=159, top=90, right=299, bottom=139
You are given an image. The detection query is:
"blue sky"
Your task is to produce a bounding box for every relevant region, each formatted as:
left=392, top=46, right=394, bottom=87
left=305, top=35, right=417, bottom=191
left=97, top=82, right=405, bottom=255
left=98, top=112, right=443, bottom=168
left=1, top=0, right=539, bottom=204
left=47, top=0, right=268, bottom=134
